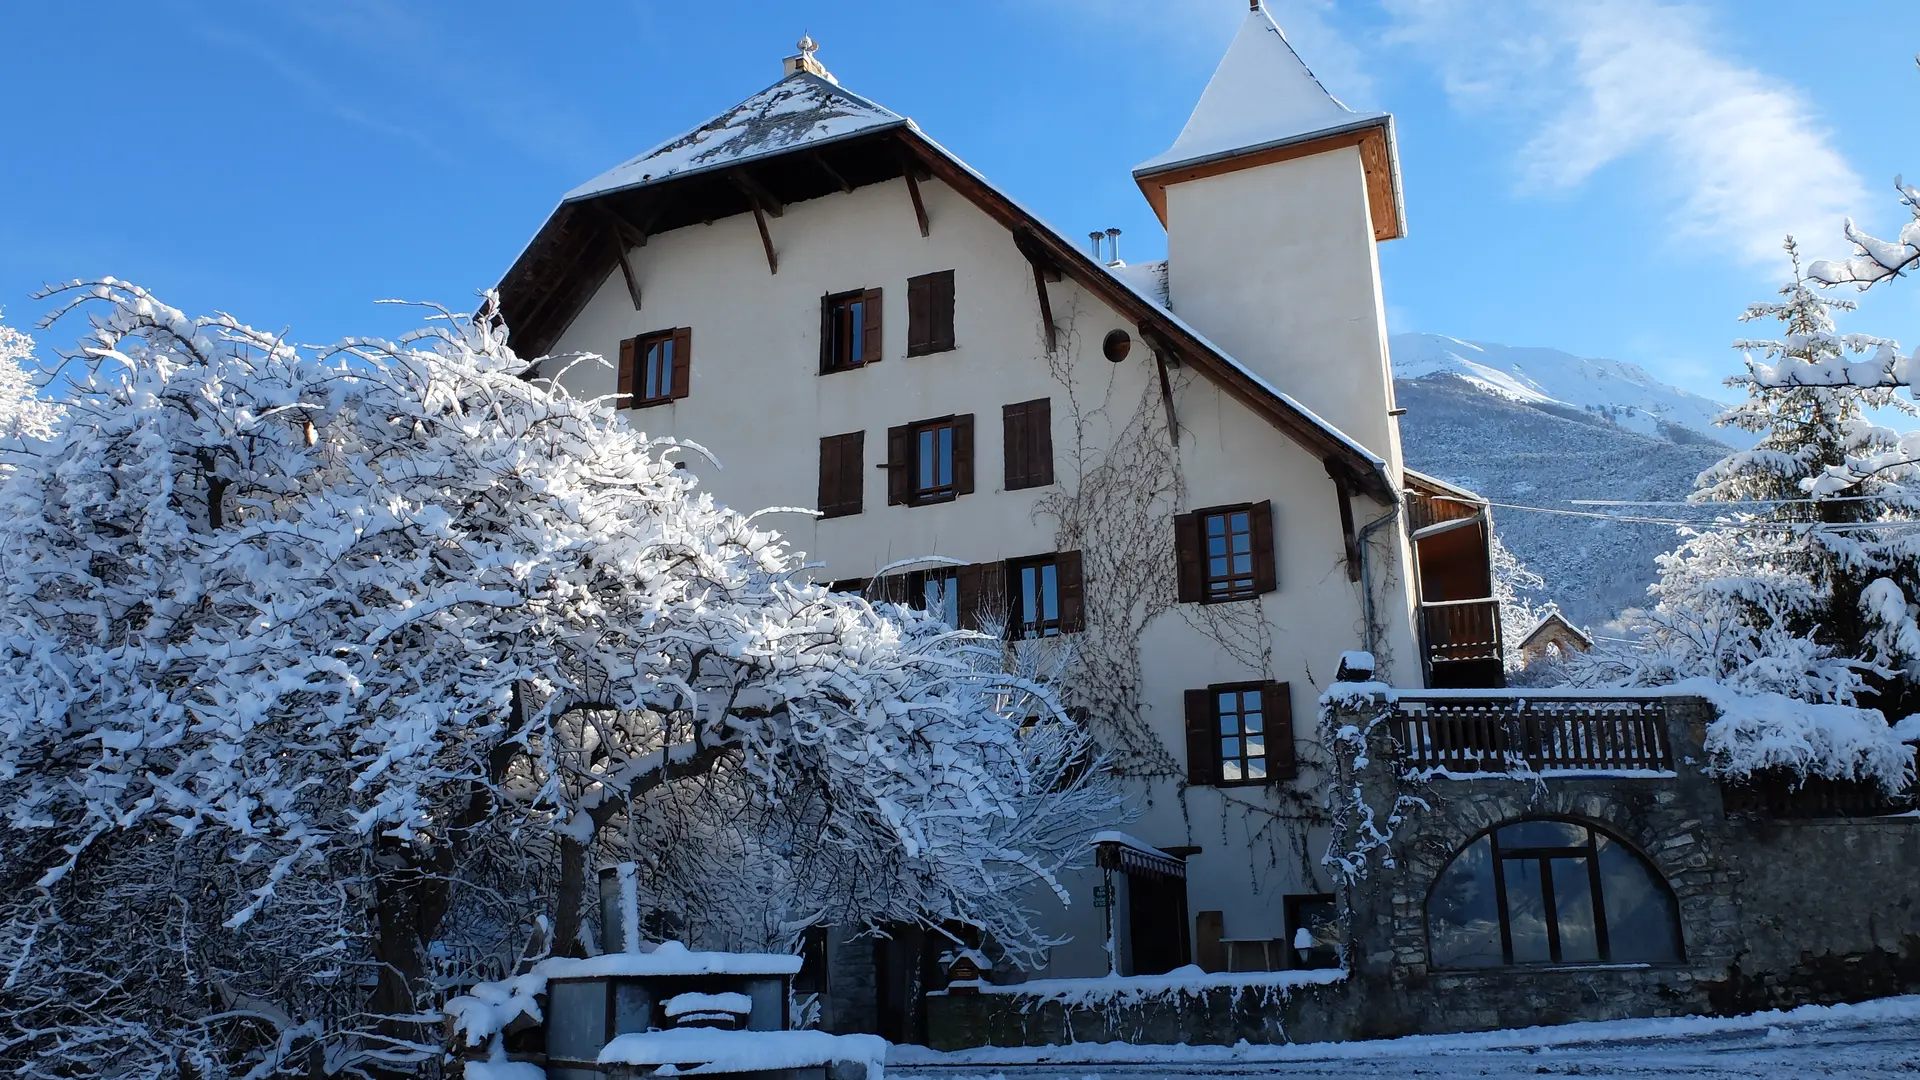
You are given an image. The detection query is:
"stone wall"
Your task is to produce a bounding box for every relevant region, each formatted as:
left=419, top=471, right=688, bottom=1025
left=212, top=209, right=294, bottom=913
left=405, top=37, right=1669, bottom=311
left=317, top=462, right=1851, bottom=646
left=927, top=691, right=1920, bottom=1048
left=1335, top=691, right=1920, bottom=1039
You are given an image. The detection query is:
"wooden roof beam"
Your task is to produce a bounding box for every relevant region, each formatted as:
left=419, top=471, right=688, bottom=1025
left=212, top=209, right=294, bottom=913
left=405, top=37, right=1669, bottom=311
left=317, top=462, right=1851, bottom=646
left=729, top=169, right=784, bottom=217
left=811, top=152, right=852, bottom=194
left=1011, top=228, right=1060, bottom=353
left=894, top=147, right=930, bottom=237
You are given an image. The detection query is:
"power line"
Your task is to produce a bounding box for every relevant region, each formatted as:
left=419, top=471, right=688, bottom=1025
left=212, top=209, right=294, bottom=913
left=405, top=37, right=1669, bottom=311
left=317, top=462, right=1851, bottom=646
left=1432, top=494, right=1920, bottom=533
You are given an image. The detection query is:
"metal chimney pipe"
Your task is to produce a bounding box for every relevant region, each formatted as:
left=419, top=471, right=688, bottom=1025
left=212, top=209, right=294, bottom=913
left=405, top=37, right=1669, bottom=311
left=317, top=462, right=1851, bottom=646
left=1105, top=227, right=1122, bottom=265
left=1089, top=231, right=1104, bottom=258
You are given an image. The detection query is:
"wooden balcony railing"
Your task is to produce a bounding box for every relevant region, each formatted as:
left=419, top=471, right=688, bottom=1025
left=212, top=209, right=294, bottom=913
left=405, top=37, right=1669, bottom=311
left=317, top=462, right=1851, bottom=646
left=1421, top=598, right=1502, bottom=664
left=1391, top=699, right=1674, bottom=774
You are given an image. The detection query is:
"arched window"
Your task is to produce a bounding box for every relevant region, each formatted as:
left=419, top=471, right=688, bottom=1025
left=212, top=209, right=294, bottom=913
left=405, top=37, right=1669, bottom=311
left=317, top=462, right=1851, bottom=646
left=1427, top=818, right=1683, bottom=968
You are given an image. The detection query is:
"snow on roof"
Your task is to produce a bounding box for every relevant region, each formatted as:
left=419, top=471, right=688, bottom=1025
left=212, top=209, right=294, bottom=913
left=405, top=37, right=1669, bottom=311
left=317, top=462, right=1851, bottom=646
left=537, top=941, right=802, bottom=979
left=1520, top=606, right=1593, bottom=649
left=564, top=72, right=908, bottom=203
left=1109, top=259, right=1169, bottom=306
left=1135, top=6, right=1387, bottom=177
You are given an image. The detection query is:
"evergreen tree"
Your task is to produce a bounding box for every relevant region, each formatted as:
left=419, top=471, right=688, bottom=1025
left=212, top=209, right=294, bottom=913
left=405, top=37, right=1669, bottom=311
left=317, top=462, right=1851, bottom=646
left=1589, top=240, right=1920, bottom=717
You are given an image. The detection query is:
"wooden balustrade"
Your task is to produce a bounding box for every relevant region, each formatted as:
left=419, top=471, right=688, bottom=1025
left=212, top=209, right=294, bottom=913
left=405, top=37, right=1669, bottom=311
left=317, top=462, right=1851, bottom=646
left=1391, top=699, right=1673, bottom=773
left=1421, top=599, right=1502, bottom=664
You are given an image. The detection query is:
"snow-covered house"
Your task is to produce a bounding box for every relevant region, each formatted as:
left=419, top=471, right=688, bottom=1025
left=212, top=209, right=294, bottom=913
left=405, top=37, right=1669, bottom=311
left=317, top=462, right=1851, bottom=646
left=500, top=7, right=1501, bottom=1040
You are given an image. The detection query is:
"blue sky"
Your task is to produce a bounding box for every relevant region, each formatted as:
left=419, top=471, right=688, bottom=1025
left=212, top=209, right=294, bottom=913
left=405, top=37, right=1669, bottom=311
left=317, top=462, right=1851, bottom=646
left=0, top=0, right=1913, bottom=407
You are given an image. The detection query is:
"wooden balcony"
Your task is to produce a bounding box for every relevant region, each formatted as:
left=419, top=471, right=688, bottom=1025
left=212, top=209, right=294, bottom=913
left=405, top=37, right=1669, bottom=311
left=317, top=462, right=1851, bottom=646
left=1391, top=698, right=1674, bottom=773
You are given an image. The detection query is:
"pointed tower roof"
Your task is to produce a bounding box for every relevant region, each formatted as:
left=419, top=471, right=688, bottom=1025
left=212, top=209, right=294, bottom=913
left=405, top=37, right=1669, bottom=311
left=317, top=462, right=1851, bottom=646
left=1133, top=3, right=1403, bottom=239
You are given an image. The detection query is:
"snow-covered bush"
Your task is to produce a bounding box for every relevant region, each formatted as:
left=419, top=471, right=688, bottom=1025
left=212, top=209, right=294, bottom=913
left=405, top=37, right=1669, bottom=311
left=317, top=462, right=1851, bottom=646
left=0, top=281, right=1118, bottom=1078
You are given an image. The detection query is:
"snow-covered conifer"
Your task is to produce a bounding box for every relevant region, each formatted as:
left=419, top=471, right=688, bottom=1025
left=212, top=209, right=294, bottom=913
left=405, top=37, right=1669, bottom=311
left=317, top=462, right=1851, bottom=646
left=0, top=281, right=1118, bottom=1078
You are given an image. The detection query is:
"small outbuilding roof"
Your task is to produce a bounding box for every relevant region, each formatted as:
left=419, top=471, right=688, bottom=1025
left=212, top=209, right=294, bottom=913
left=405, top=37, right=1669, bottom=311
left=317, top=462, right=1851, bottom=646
left=1519, top=606, right=1594, bottom=652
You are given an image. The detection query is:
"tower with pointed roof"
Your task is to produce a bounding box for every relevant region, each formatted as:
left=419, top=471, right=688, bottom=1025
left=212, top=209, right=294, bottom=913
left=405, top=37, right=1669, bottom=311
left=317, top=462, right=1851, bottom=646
left=1134, top=2, right=1405, bottom=472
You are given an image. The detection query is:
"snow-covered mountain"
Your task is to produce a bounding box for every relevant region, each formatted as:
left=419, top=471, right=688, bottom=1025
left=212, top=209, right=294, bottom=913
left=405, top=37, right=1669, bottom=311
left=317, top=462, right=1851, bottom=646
left=1391, top=334, right=1753, bottom=449
left=1392, top=337, right=1740, bottom=629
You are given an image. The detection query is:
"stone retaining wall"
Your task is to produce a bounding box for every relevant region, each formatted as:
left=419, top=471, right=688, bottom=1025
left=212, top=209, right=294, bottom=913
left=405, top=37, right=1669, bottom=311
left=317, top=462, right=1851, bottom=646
left=927, top=692, right=1920, bottom=1048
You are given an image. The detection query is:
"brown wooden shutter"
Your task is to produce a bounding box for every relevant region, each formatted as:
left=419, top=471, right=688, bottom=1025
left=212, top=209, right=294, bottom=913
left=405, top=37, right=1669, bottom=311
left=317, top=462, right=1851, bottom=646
left=906, top=274, right=931, bottom=355
left=1184, top=688, right=1217, bottom=786
left=1056, top=549, right=1085, bottom=633
left=957, top=560, right=1007, bottom=633
left=886, top=424, right=911, bottom=505
left=1267, top=681, right=1297, bottom=779
left=1174, top=511, right=1203, bottom=603
left=1003, top=398, right=1052, bottom=490
left=670, top=328, right=691, bottom=400
left=819, top=294, right=834, bottom=373
left=1250, top=500, right=1277, bottom=594
left=616, top=336, right=636, bottom=409
left=862, top=287, right=884, bottom=363
left=818, top=431, right=863, bottom=518
left=952, top=413, right=974, bottom=495
left=931, top=269, right=955, bottom=352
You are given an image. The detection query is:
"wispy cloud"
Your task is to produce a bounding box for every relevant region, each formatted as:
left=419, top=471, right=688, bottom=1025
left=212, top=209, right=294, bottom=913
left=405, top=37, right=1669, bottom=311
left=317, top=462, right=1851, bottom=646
left=1384, top=0, right=1866, bottom=265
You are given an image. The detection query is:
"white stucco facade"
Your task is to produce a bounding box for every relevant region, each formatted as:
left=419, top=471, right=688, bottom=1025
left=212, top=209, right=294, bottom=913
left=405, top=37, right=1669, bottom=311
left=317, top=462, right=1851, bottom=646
left=532, top=156, right=1424, bottom=978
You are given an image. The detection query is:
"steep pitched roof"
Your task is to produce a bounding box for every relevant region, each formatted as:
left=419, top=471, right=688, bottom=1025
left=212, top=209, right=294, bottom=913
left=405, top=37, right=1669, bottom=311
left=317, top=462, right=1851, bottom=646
left=1130, top=7, right=1404, bottom=241
left=565, top=72, right=907, bottom=203
left=1135, top=7, right=1383, bottom=176
left=497, top=69, right=1396, bottom=500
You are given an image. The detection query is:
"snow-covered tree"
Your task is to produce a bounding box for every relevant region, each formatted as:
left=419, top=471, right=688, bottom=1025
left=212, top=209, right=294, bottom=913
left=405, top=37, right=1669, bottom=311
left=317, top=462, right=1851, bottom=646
left=0, top=315, right=63, bottom=445
left=0, top=280, right=1118, bottom=1079
left=1490, top=534, right=1546, bottom=670
left=1574, top=239, right=1920, bottom=789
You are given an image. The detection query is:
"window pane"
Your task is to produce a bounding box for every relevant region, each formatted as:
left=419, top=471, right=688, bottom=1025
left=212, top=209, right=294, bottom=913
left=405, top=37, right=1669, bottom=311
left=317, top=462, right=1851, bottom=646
left=1217, top=691, right=1236, bottom=714
left=1247, top=758, right=1266, bottom=780
left=1245, top=735, right=1265, bottom=760
left=848, top=301, right=864, bottom=364
left=1221, top=758, right=1243, bottom=782
left=1502, top=857, right=1552, bottom=963
left=1497, top=820, right=1589, bottom=850
left=1039, top=564, right=1057, bottom=622
left=1206, top=515, right=1226, bottom=538
left=1221, top=736, right=1240, bottom=761
left=1551, top=857, right=1600, bottom=963
left=1428, top=836, right=1503, bottom=968
left=1243, top=690, right=1260, bottom=710
left=547, top=979, right=609, bottom=1061
left=659, top=340, right=674, bottom=396
left=918, top=430, right=935, bottom=489
left=938, top=426, right=954, bottom=486
left=1244, top=713, right=1263, bottom=734
left=1595, top=835, right=1683, bottom=963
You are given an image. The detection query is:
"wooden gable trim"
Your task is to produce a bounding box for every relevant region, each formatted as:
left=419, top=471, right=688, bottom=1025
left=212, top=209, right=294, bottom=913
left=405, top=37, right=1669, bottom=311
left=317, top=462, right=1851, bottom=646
left=1134, top=123, right=1403, bottom=242
left=896, top=131, right=1390, bottom=500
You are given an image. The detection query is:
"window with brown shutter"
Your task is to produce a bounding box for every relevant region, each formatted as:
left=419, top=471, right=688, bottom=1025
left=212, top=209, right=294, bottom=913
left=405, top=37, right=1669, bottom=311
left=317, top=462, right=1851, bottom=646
left=1173, top=501, right=1277, bottom=603
left=817, top=431, right=864, bottom=519
left=1185, top=681, right=1294, bottom=786
left=822, top=288, right=882, bottom=373
left=887, top=413, right=974, bottom=506
left=907, top=269, right=955, bottom=356
left=620, top=328, right=690, bottom=409
left=1003, top=398, right=1054, bottom=490
left=955, top=551, right=1084, bottom=638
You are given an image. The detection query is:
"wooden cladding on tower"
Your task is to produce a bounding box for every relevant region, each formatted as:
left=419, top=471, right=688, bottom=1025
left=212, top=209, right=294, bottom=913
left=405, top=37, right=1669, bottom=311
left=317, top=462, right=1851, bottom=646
left=906, top=269, right=955, bottom=356
left=1184, top=681, right=1295, bottom=787
left=616, top=327, right=690, bottom=409
left=1002, top=398, right=1054, bottom=490
left=817, top=431, right=865, bottom=518
left=1175, top=501, right=1277, bottom=603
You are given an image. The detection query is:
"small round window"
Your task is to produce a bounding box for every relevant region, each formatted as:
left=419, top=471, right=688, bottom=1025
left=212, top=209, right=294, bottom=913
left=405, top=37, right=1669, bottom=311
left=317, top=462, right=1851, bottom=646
left=1102, top=329, right=1132, bottom=363
left=1426, top=818, right=1683, bottom=968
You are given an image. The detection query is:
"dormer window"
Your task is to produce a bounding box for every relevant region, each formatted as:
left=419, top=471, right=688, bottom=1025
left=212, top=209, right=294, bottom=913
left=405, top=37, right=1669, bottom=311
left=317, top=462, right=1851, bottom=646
left=822, top=288, right=882, bottom=373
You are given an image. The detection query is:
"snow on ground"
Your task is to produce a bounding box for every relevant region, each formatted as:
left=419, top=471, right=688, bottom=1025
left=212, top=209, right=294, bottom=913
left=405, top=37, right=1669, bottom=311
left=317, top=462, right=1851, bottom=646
left=891, top=994, right=1920, bottom=1078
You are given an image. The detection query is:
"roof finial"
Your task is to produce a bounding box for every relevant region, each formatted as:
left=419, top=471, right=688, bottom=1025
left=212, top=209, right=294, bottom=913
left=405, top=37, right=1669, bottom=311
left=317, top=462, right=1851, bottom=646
left=1249, top=0, right=1261, bottom=10
left=783, top=32, right=837, bottom=83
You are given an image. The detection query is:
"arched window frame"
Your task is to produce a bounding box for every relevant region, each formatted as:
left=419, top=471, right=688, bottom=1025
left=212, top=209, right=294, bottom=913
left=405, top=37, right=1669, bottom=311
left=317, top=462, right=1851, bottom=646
left=1424, top=815, right=1685, bottom=969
